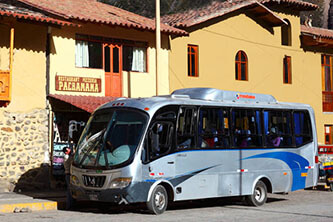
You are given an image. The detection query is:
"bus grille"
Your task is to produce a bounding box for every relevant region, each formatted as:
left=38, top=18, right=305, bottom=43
left=82, top=175, right=106, bottom=188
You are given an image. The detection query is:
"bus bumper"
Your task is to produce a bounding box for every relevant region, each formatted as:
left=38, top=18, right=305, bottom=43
left=70, top=182, right=150, bottom=204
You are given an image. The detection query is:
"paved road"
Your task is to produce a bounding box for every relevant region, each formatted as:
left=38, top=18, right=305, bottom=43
left=2, top=189, right=333, bottom=222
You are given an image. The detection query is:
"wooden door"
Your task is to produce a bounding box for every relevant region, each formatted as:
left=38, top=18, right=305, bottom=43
left=104, top=44, right=122, bottom=97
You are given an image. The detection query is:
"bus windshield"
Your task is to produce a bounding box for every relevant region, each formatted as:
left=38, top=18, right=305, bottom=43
left=74, top=108, right=148, bottom=169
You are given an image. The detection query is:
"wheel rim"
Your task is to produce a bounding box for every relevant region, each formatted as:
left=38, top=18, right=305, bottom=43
left=154, top=191, right=166, bottom=210
left=255, top=186, right=265, bottom=202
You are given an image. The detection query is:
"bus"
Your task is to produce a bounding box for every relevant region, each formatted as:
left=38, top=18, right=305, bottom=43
left=70, top=88, right=318, bottom=214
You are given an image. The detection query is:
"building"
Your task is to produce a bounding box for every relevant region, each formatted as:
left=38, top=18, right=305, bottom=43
left=162, top=0, right=333, bottom=145
left=0, top=0, right=185, bottom=191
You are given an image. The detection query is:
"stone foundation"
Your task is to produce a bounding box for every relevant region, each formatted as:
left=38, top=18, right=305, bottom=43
left=0, top=108, right=50, bottom=191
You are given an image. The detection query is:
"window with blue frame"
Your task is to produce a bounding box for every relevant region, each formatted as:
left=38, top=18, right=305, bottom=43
left=293, top=111, right=312, bottom=146
left=263, top=110, right=292, bottom=147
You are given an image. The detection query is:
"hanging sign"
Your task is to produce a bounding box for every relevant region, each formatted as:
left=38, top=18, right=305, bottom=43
left=55, top=75, right=101, bottom=93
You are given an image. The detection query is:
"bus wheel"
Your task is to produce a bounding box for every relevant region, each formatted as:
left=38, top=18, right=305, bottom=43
left=246, top=180, right=267, bottom=206
left=147, top=185, right=168, bottom=215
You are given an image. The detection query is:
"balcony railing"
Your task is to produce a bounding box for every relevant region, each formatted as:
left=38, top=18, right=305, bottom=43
left=323, top=91, right=333, bottom=112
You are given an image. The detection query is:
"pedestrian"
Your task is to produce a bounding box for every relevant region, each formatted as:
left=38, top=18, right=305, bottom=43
left=63, top=146, right=74, bottom=210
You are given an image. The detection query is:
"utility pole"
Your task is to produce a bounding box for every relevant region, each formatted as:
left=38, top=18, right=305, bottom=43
left=155, top=0, right=160, bottom=96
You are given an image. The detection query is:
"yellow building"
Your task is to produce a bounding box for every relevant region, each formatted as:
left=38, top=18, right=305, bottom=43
left=0, top=0, right=185, bottom=191
left=163, top=0, right=333, bottom=145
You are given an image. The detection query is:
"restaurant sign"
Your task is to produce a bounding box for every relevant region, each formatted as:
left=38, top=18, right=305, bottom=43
left=55, top=75, right=101, bottom=93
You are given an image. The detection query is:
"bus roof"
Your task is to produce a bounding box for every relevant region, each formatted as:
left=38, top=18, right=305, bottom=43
left=98, top=88, right=312, bottom=114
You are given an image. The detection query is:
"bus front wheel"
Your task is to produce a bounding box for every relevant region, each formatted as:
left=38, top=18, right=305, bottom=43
left=147, top=185, right=168, bottom=215
left=246, top=180, right=267, bottom=206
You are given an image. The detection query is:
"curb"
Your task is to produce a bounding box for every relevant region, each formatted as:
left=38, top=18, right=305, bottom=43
left=0, top=200, right=57, bottom=213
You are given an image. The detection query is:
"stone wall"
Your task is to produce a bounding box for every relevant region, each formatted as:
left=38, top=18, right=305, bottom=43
left=0, top=108, right=50, bottom=191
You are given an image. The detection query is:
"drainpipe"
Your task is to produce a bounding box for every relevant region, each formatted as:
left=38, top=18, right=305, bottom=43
left=9, top=26, right=14, bottom=102
left=155, top=0, right=160, bottom=96
left=45, top=26, right=52, bottom=164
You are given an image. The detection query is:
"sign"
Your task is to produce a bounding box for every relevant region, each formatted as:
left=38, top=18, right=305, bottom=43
left=56, top=75, right=101, bottom=93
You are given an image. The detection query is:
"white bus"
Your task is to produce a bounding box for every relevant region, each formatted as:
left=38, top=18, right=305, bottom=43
left=70, top=88, right=318, bottom=214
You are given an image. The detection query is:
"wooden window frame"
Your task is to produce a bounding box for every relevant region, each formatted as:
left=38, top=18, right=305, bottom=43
left=283, top=56, right=292, bottom=84
left=281, top=19, right=292, bottom=46
left=187, top=45, right=199, bottom=77
left=235, top=50, right=248, bottom=81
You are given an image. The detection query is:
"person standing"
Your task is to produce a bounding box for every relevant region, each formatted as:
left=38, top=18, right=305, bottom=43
left=63, top=147, right=74, bottom=210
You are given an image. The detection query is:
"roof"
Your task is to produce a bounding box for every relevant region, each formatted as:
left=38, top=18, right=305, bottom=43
left=301, top=25, right=333, bottom=48
left=0, top=1, right=77, bottom=26
left=15, top=0, right=187, bottom=36
left=260, top=0, right=318, bottom=11
left=301, top=25, right=333, bottom=40
left=162, top=0, right=287, bottom=28
left=48, top=94, right=116, bottom=113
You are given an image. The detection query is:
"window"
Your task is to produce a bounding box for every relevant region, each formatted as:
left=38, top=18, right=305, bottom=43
left=147, top=122, right=174, bottom=160
left=198, top=108, right=230, bottom=148
left=283, top=56, right=292, bottom=84
left=325, top=125, right=333, bottom=144
left=263, top=110, right=293, bottom=147
left=123, top=46, right=147, bottom=72
left=188, top=45, right=198, bottom=77
left=293, top=111, right=312, bottom=146
left=322, top=55, right=333, bottom=111
left=75, top=40, right=102, bottom=68
left=281, top=19, right=291, bottom=46
left=232, top=109, right=262, bottom=147
left=176, top=107, right=196, bottom=149
left=235, top=51, right=248, bottom=81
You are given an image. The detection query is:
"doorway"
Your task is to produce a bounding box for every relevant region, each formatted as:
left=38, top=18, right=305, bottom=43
left=104, top=44, right=122, bottom=97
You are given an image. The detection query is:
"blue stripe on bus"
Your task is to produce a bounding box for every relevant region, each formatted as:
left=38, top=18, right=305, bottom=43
left=243, top=152, right=309, bottom=191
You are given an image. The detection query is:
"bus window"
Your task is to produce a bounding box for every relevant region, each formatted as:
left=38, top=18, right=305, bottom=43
left=264, top=110, right=292, bottom=147
left=147, top=122, right=174, bottom=160
left=177, top=107, right=196, bottom=149
left=198, top=108, right=230, bottom=148
left=293, top=111, right=312, bottom=146
left=232, top=109, right=262, bottom=148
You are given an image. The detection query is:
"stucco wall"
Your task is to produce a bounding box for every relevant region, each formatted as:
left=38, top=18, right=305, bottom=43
left=49, top=24, right=169, bottom=98
left=169, top=12, right=331, bottom=144
left=0, top=20, right=49, bottom=191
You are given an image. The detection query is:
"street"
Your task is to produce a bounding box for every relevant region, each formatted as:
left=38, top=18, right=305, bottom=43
left=2, top=188, right=333, bottom=222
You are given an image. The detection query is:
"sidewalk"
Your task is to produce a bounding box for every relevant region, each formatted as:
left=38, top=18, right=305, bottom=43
left=0, top=190, right=65, bottom=213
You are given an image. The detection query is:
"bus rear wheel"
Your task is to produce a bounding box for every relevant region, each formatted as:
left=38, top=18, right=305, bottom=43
left=147, top=185, right=168, bottom=215
left=246, top=180, right=267, bottom=206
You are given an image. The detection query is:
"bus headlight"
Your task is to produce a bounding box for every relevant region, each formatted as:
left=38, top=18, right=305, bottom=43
left=110, top=177, right=132, bottom=189
left=71, top=175, right=80, bottom=185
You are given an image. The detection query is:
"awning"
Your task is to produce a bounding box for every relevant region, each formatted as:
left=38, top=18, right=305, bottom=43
left=48, top=94, right=117, bottom=113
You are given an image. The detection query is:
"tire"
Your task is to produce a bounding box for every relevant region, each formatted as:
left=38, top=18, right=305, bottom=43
left=246, top=180, right=267, bottom=207
left=147, top=185, right=168, bottom=215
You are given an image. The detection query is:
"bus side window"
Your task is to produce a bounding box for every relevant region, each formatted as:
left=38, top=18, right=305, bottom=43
left=264, top=110, right=292, bottom=147
left=232, top=109, right=262, bottom=148
left=147, top=122, right=174, bottom=160
left=177, top=107, right=196, bottom=149
left=198, top=108, right=230, bottom=148
left=293, top=111, right=312, bottom=146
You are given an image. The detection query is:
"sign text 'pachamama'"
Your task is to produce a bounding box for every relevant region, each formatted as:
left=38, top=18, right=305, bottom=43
left=55, top=76, right=101, bottom=93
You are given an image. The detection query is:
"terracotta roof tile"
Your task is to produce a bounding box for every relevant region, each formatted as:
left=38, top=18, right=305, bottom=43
left=49, top=94, right=116, bottom=113
left=301, top=25, right=333, bottom=40
left=162, top=0, right=286, bottom=28
left=16, top=0, right=187, bottom=35
left=0, top=1, right=77, bottom=26
left=260, top=0, right=318, bottom=10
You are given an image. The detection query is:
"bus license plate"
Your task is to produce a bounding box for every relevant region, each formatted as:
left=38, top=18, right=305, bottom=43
left=89, top=194, right=98, bottom=201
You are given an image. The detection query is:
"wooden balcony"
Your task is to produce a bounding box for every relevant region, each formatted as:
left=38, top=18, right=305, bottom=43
left=323, top=91, right=333, bottom=112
